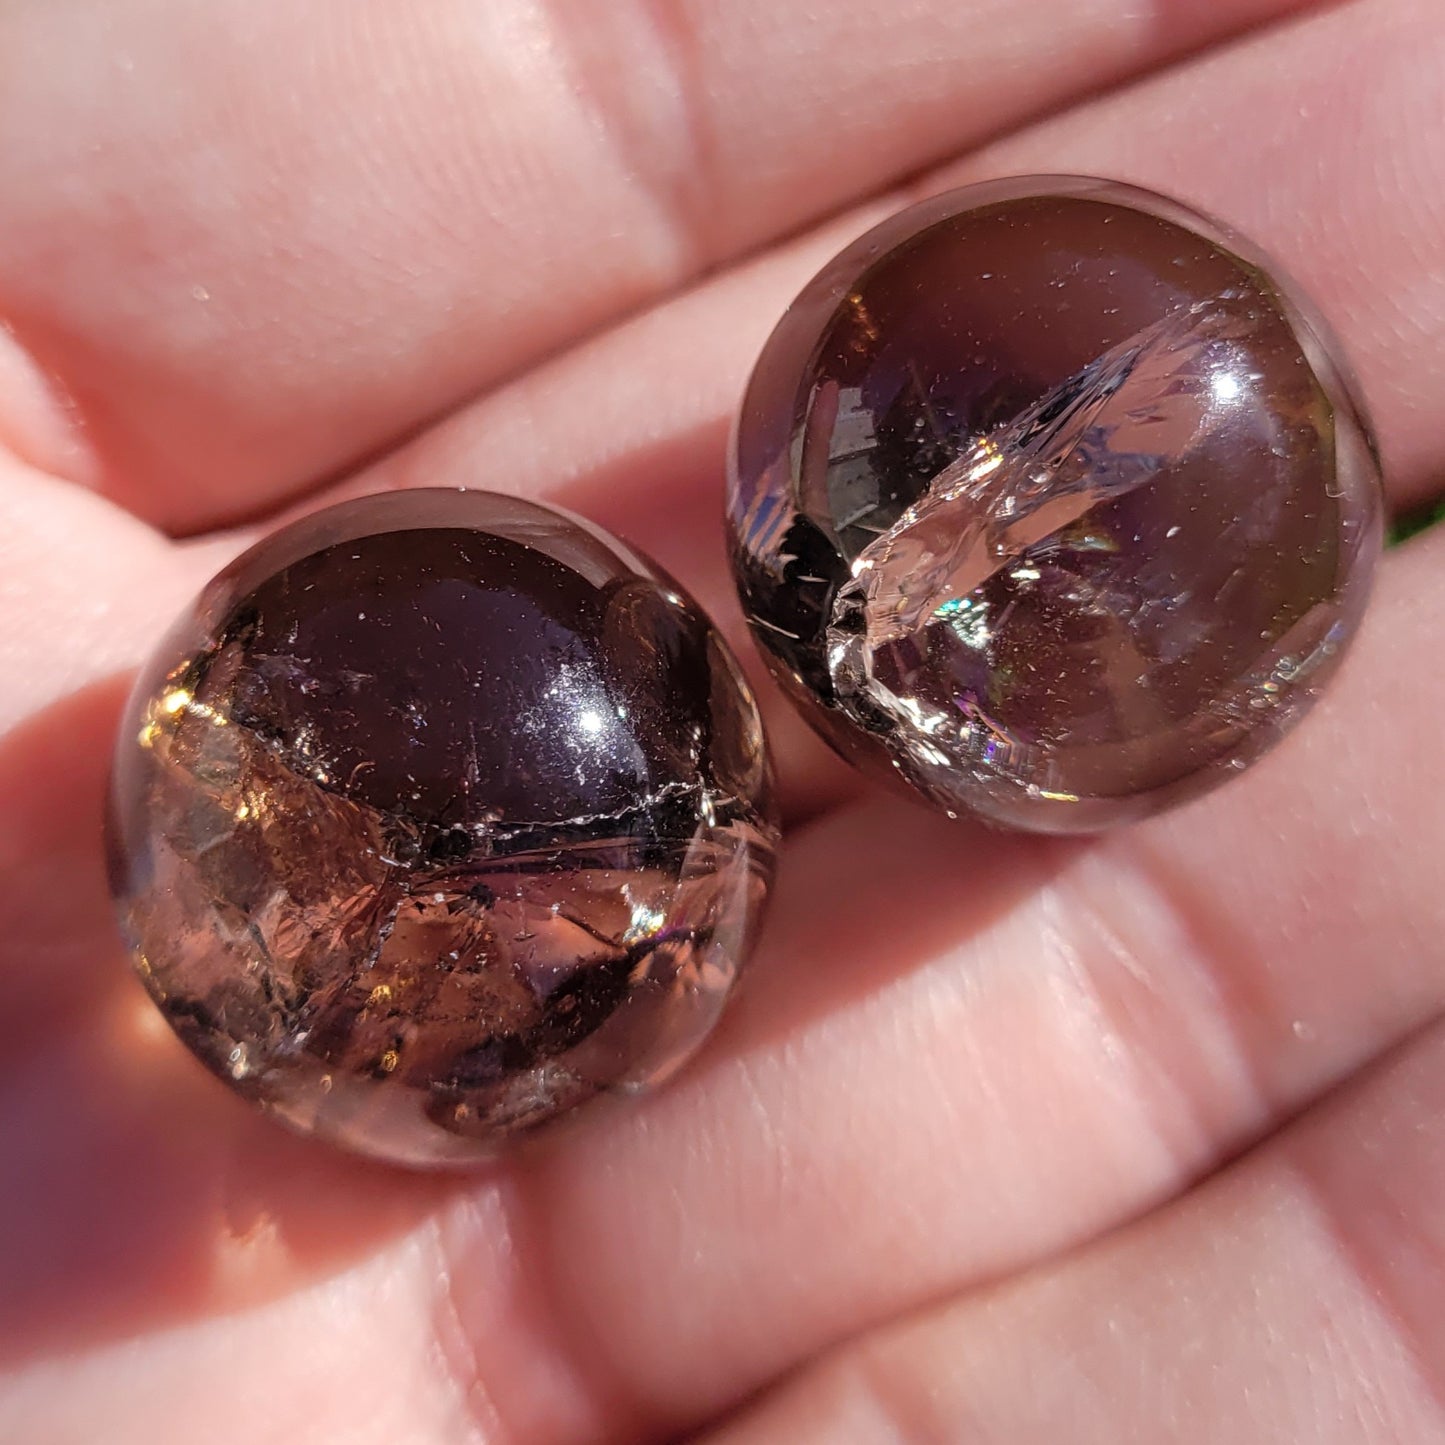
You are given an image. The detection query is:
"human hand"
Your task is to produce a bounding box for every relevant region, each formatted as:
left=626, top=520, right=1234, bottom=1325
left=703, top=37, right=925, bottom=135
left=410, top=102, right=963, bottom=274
left=2, top=1, right=1443, bottom=1440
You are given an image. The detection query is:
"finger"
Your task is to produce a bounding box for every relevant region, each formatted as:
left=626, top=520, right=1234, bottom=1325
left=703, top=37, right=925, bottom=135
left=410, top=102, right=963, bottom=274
left=693, top=1020, right=1445, bottom=1445
left=346, top=0, right=1445, bottom=564
left=5, top=521, right=1442, bottom=1444
left=0, top=0, right=1324, bottom=530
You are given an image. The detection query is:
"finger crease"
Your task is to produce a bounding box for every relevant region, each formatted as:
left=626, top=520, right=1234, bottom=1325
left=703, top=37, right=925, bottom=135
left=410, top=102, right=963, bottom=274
left=426, top=1209, right=515, bottom=1445
left=1045, top=837, right=1279, bottom=1183
left=536, top=0, right=717, bottom=282
left=1284, top=1097, right=1445, bottom=1432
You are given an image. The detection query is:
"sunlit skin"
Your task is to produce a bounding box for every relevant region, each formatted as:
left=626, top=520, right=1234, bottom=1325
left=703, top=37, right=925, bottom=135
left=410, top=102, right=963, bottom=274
left=2, top=1, right=1445, bottom=1440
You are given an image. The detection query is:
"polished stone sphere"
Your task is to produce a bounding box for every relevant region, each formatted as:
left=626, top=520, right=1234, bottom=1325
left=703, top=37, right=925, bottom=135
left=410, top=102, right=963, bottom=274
left=108, top=490, right=778, bottom=1165
left=728, top=177, right=1383, bottom=831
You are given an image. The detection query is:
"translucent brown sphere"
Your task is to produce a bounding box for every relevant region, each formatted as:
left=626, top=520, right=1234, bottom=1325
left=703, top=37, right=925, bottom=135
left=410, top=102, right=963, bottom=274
left=108, top=490, right=778, bottom=1165
left=728, top=177, right=1383, bottom=831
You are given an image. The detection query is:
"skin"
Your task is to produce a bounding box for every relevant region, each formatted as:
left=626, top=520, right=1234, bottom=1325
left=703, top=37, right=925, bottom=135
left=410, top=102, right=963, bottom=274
left=1, top=0, right=1444, bottom=1439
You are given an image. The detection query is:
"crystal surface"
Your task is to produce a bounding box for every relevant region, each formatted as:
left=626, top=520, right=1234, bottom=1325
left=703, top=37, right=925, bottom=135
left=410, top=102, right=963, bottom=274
left=108, top=490, right=778, bottom=1164
left=728, top=178, right=1383, bottom=830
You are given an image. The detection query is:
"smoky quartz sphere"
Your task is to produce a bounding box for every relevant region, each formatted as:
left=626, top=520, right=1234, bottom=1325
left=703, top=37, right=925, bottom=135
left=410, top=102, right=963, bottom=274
left=729, top=178, right=1383, bottom=831
left=108, top=490, right=778, bottom=1165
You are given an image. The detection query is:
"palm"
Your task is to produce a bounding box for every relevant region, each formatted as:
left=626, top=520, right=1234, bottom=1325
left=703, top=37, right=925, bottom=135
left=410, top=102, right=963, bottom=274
left=4, top=1, right=1444, bottom=1440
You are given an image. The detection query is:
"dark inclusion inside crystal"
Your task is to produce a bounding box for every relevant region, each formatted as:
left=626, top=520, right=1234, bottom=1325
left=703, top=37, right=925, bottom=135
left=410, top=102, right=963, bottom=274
left=729, top=181, right=1382, bottom=830
left=108, top=493, right=777, bottom=1165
